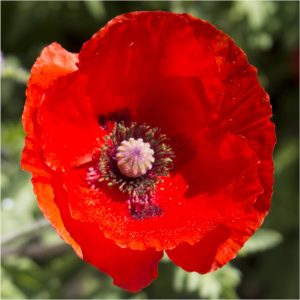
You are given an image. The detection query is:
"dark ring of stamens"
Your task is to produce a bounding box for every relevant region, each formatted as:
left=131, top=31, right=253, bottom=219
left=99, top=122, right=175, bottom=197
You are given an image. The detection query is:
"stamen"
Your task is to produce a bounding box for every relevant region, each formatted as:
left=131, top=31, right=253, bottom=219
left=116, top=138, right=155, bottom=178
left=128, top=193, right=162, bottom=220
left=97, top=122, right=175, bottom=219
left=86, top=165, right=101, bottom=190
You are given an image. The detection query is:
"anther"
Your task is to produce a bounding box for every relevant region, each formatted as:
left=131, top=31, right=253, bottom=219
left=116, top=138, right=155, bottom=178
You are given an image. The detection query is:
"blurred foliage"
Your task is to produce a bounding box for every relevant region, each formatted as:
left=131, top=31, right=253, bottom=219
left=174, top=264, right=241, bottom=299
left=1, top=1, right=299, bottom=299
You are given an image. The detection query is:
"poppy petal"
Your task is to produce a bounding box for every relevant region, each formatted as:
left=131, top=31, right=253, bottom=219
left=167, top=164, right=267, bottom=273
left=21, top=135, right=50, bottom=177
left=166, top=212, right=261, bottom=273
left=23, top=42, right=78, bottom=137
left=75, top=13, right=274, bottom=248
left=22, top=42, right=104, bottom=171
left=77, top=11, right=273, bottom=173
left=25, top=137, right=163, bottom=292
left=64, top=132, right=262, bottom=251
left=33, top=172, right=163, bottom=292
left=167, top=225, right=231, bottom=273
left=78, top=12, right=223, bottom=132
left=36, top=72, right=105, bottom=170
left=32, top=176, right=83, bottom=258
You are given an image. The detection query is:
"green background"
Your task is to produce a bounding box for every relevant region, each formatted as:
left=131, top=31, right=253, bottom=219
left=1, top=1, right=299, bottom=299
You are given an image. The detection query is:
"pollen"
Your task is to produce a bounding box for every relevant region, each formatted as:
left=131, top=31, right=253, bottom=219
left=116, top=138, right=155, bottom=178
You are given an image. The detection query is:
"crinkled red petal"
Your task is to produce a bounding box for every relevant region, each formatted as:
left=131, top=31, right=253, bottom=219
left=166, top=212, right=261, bottom=273
left=36, top=72, right=104, bottom=170
left=33, top=174, right=162, bottom=292
left=22, top=135, right=50, bottom=177
left=167, top=162, right=269, bottom=273
left=22, top=42, right=79, bottom=172
left=21, top=33, right=163, bottom=292
left=22, top=42, right=104, bottom=171
left=64, top=132, right=262, bottom=251
left=73, top=12, right=275, bottom=260
left=54, top=177, right=163, bottom=292
left=32, top=176, right=83, bottom=258
left=78, top=12, right=223, bottom=138
left=27, top=140, right=163, bottom=292
left=22, top=42, right=78, bottom=138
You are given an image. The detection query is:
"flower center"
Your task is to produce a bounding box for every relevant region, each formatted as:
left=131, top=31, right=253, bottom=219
left=94, top=122, right=175, bottom=220
left=116, top=138, right=155, bottom=178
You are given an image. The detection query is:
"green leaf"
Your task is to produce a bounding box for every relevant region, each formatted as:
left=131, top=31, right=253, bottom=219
left=238, top=228, right=283, bottom=257
left=173, top=264, right=241, bottom=299
left=186, top=272, right=200, bottom=293
left=198, top=264, right=241, bottom=299
left=173, top=268, right=186, bottom=292
left=229, top=1, right=276, bottom=30
left=274, top=139, right=298, bottom=175
left=84, top=1, right=105, bottom=20
left=1, top=267, right=26, bottom=299
left=198, top=272, right=222, bottom=299
left=1, top=179, right=37, bottom=236
left=1, top=55, right=29, bottom=84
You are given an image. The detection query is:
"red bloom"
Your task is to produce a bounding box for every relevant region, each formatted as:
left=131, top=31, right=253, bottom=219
left=21, top=11, right=275, bottom=292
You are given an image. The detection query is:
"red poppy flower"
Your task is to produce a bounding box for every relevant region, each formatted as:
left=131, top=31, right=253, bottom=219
left=21, top=11, right=275, bottom=292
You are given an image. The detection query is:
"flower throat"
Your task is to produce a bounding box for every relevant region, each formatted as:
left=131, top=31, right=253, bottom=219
left=97, top=122, right=175, bottom=220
